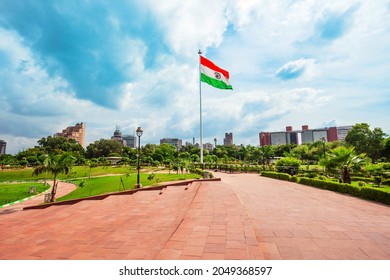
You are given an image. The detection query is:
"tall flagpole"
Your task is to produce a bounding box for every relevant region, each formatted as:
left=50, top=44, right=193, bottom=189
left=198, top=50, right=203, bottom=164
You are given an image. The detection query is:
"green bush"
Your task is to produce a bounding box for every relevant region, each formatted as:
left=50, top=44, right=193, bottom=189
left=383, top=163, right=390, bottom=170
left=360, top=187, right=390, bottom=204
left=261, top=171, right=291, bottom=181
left=298, top=177, right=361, bottom=197
left=351, top=176, right=375, bottom=183
left=261, top=172, right=390, bottom=205
left=289, top=176, right=300, bottom=183
left=275, top=157, right=301, bottom=175
left=382, top=179, right=390, bottom=186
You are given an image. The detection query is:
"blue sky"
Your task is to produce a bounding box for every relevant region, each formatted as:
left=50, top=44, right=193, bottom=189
left=1, top=0, right=389, bottom=154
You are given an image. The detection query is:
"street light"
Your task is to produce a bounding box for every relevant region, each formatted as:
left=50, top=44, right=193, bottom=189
left=135, top=126, right=143, bottom=189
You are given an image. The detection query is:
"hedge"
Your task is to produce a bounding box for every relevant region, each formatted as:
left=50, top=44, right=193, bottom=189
left=300, top=177, right=390, bottom=205
left=261, top=171, right=291, bottom=181
left=350, top=176, right=375, bottom=183
left=381, top=179, right=390, bottom=186
left=261, top=172, right=390, bottom=205
left=298, top=177, right=361, bottom=196
left=188, top=167, right=213, bottom=178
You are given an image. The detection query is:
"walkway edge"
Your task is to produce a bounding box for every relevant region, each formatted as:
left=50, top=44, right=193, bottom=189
left=23, top=178, right=221, bottom=211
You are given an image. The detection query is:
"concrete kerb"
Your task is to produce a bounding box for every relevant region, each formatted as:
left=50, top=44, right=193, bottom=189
left=23, top=178, right=221, bottom=211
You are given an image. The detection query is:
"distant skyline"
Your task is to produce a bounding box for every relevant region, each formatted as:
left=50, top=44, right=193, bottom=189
left=1, top=1, right=389, bottom=154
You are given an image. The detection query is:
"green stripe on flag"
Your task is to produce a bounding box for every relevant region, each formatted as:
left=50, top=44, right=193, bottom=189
left=201, top=73, right=233, bottom=90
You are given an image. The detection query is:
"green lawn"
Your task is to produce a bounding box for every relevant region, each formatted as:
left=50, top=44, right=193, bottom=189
left=350, top=181, right=390, bottom=193
left=0, top=165, right=137, bottom=182
left=0, top=182, right=50, bottom=205
left=56, top=172, right=201, bottom=202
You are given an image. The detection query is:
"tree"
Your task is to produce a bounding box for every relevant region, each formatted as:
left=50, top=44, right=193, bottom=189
left=38, top=136, right=85, bottom=157
left=86, top=139, right=122, bottom=158
left=289, top=145, right=309, bottom=162
left=319, top=146, right=368, bottom=184
left=32, top=153, right=76, bottom=202
left=345, top=123, right=387, bottom=162
left=383, top=137, right=390, bottom=161
left=259, top=146, right=275, bottom=168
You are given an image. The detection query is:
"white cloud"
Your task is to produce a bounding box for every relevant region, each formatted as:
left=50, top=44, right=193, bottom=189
left=275, top=58, right=317, bottom=80
left=147, top=0, right=229, bottom=56
left=1, top=0, right=390, bottom=154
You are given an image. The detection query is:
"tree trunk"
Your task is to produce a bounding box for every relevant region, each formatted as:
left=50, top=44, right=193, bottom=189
left=50, top=178, right=58, bottom=202
left=342, top=167, right=351, bottom=184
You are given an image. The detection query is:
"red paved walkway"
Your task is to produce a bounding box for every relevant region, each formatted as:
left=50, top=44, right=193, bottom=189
left=0, top=173, right=389, bottom=259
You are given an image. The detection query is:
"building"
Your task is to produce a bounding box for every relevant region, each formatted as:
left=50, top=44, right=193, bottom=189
left=111, top=126, right=123, bottom=142
left=55, top=122, right=86, bottom=147
left=259, top=127, right=298, bottom=146
left=259, top=132, right=271, bottom=146
left=223, top=133, right=233, bottom=146
left=260, top=124, right=353, bottom=146
left=336, top=125, right=353, bottom=141
left=327, top=127, right=338, bottom=142
left=203, top=143, right=214, bottom=152
left=122, top=134, right=136, bottom=148
left=271, top=132, right=288, bottom=145
left=301, top=125, right=328, bottom=144
left=160, top=138, right=182, bottom=150
left=0, top=140, right=6, bottom=154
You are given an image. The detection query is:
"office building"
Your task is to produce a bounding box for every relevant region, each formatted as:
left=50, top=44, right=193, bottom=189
left=55, top=122, right=86, bottom=147
left=336, top=125, right=353, bottom=141
left=0, top=140, right=6, bottom=154
left=160, top=138, right=182, bottom=150
left=122, top=134, right=136, bottom=148
left=260, top=127, right=298, bottom=146
left=203, top=143, right=214, bottom=152
left=224, top=133, right=233, bottom=146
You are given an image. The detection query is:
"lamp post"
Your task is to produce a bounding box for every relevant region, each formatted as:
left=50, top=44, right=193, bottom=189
left=135, top=126, right=143, bottom=189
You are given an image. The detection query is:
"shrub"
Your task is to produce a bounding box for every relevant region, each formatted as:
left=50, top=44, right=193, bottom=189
left=358, top=181, right=366, bottom=187
left=360, top=187, right=390, bottom=205
left=382, top=179, right=390, bottom=186
left=289, top=176, right=300, bottom=183
left=382, top=163, right=390, bottom=170
left=351, top=176, right=375, bottom=183
left=299, top=177, right=361, bottom=196
left=261, top=171, right=291, bottom=181
left=275, top=157, right=301, bottom=175
left=298, top=177, right=390, bottom=205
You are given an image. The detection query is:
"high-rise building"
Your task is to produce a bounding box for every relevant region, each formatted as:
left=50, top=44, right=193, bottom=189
left=260, top=127, right=298, bottom=146
left=111, top=126, right=127, bottom=146
left=327, top=127, right=338, bottom=142
left=301, top=125, right=327, bottom=144
left=203, top=143, right=214, bottom=152
left=260, top=124, right=353, bottom=146
left=55, top=122, right=86, bottom=147
left=223, top=133, right=233, bottom=146
left=0, top=140, right=6, bottom=154
left=122, top=134, right=136, bottom=148
left=259, top=132, right=271, bottom=146
left=336, top=125, right=353, bottom=141
left=111, top=126, right=122, bottom=142
left=160, top=138, right=182, bottom=150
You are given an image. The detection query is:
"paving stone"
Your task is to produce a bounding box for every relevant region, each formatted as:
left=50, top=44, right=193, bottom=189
left=1, top=173, right=389, bottom=260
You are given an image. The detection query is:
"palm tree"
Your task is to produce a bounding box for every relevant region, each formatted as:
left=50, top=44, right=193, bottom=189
left=33, top=153, right=75, bottom=202
left=319, top=146, right=368, bottom=183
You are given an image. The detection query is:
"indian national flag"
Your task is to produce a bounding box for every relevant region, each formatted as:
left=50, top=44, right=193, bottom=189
left=200, top=56, right=233, bottom=90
